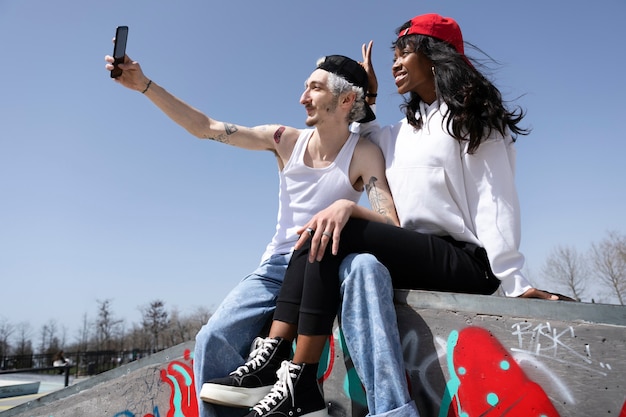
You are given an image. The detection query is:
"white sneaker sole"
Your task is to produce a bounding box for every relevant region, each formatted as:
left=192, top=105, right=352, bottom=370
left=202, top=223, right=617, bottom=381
left=199, top=383, right=272, bottom=408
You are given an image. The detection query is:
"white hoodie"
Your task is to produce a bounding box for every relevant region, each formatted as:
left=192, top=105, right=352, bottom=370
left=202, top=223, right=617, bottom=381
left=361, top=101, right=532, bottom=297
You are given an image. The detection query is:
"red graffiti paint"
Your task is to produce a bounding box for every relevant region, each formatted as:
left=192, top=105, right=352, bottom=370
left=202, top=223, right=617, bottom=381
left=160, top=349, right=198, bottom=417
left=142, top=407, right=159, bottom=417
left=320, top=335, right=336, bottom=382
left=444, top=327, right=560, bottom=417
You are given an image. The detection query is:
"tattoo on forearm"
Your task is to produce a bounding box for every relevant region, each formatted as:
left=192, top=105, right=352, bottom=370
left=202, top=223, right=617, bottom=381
left=204, top=123, right=239, bottom=144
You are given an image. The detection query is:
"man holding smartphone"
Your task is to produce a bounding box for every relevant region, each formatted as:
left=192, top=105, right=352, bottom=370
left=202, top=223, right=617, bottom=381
left=110, top=26, right=128, bottom=78
left=104, top=46, right=398, bottom=417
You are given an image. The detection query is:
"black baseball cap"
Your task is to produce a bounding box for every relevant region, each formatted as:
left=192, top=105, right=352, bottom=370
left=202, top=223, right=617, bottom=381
left=317, top=55, right=376, bottom=123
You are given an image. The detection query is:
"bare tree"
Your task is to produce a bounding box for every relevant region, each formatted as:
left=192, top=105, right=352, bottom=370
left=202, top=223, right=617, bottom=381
left=76, top=313, right=90, bottom=352
left=38, top=319, right=62, bottom=359
left=164, top=308, right=184, bottom=347
left=95, top=299, right=123, bottom=350
left=117, top=321, right=127, bottom=352
left=125, top=323, right=150, bottom=351
left=140, top=300, right=169, bottom=352
left=189, top=306, right=212, bottom=330
left=14, top=322, right=33, bottom=356
left=165, top=305, right=212, bottom=345
left=59, top=324, right=68, bottom=349
left=542, top=245, right=587, bottom=301
left=590, top=231, right=626, bottom=305
left=0, top=317, right=15, bottom=366
left=38, top=323, right=50, bottom=355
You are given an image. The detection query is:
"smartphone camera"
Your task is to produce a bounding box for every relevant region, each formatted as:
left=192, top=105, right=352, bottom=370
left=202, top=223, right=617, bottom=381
left=111, top=26, right=128, bottom=78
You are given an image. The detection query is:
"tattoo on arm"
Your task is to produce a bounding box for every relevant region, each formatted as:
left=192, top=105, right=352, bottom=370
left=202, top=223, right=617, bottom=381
left=204, top=123, right=239, bottom=143
left=224, top=123, right=238, bottom=135
left=274, top=126, right=285, bottom=144
left=365, top=176, right=384, bottom=214
left=365, top=176, right=395, bottom=225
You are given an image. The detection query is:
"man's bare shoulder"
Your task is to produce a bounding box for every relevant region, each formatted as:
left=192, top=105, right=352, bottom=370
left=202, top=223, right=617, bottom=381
left=253, top=125, right=302, bottom=167
left=252, top=124, right=301, bottom=145
left=275, top=125, right=301, bottom=144
left=355, top=136, right=384, bottom=157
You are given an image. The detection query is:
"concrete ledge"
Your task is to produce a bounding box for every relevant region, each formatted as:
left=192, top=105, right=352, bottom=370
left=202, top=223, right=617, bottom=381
left=0, top=342, right=195, bottom=417
left=395, top=289, right=626, bottom=326
left=0, top=381, right=40, bottom=399
left=389, top=291, right=626, bottom=417
left=321, top=291, right=626, bottom=416
left=2, top=290, right=625, bottom=417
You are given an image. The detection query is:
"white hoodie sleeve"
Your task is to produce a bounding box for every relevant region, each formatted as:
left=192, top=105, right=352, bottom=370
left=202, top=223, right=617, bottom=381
left=462, top=135, right=533, bottom=297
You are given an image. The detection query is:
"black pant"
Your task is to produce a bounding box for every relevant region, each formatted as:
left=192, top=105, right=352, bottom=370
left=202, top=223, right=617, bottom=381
left=274, top=218, right=500, bottom=335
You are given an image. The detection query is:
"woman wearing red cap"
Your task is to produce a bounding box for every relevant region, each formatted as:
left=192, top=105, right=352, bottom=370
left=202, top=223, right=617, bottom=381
left=287, top=12, right=572, bottom=417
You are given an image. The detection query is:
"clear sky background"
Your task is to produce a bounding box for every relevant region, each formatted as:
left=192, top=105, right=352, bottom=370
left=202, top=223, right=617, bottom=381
left=1, top=0, right=625, bottom=341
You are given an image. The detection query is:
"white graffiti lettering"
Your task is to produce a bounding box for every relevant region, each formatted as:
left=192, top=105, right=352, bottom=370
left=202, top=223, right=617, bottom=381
left=510, top=322, right=609, bottom=376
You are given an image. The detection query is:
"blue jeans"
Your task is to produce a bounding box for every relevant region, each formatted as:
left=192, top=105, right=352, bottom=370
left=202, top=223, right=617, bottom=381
left=339, top=253, right=421, bottom=417
left=194, top=253, right=291, bottom=417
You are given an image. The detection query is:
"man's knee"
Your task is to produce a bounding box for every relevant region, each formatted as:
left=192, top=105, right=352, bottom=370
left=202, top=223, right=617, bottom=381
left=339, top=253, right=388, bottom=286
left=195, top=312, right=229, bottom=346
left=339, top=253, right=391, bottom=297
left=195, top=322, right=210, bottom=344
left=195, top=319, right=218, bottom=351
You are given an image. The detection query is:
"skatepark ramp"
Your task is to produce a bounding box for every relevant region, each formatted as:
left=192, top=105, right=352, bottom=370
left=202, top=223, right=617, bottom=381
left=1, top=290, right=625, bottom=417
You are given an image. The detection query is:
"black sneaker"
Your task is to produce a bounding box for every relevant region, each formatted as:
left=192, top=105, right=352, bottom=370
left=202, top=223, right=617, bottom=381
left=200, top=337, right=292, bottom=407
left=245, top=360, right=328, bottom=417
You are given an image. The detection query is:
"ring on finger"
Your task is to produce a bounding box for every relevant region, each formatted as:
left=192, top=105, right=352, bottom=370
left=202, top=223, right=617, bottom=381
left=322, top=231, right=332, bottom=238
left=306, top=227, right=315, bottom=236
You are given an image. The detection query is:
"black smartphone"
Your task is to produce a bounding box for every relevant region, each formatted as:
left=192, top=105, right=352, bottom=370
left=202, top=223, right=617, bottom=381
left=110, top=26, right=129, bottom=78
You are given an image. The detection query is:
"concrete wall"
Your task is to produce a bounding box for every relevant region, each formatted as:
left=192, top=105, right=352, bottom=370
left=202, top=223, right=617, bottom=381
left=2, top=290, right=625, bottom=417
left=325, top=291, right=626, bottom=417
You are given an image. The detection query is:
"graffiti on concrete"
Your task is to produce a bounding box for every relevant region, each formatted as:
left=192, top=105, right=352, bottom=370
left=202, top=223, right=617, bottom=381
left=331, top=328, right=368, bottom=408
left=159, top=349, right=197, bottom=417
left=440, top=327, right=560, bottom=417
left=112, top=349, right=196, bottom=417
left=511, top=321, right=611, bottom=376
left=330, top=326, right=565, bottom=416
left=113, top=408, right=160, bottom=417
left=115, top=328, right=623, bottom=417
left=317, top=333, right=336, bottom=383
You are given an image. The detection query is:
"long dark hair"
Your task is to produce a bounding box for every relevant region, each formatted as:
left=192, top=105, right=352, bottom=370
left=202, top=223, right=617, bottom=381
left=394, top=22, right=529, bottom=154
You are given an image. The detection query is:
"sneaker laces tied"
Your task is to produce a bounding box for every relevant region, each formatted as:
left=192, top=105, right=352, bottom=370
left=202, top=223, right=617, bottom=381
left=247, top=337, right=266, bottom=359
left=252, top=361, right=300, bottom=414
left=230, top=338, right=279, bottom=377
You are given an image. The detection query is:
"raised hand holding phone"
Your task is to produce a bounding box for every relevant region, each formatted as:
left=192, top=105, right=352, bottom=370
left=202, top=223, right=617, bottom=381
left=110, top=26, right=128, bottom=78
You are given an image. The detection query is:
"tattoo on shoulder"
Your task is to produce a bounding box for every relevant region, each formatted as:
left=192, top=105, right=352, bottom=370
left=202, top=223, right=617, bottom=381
left=274, top=126, right=286, bottom=144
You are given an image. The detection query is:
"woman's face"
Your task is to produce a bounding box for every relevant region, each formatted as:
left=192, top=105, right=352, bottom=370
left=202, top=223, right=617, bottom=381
left=392, top=45, right=436, bottom=103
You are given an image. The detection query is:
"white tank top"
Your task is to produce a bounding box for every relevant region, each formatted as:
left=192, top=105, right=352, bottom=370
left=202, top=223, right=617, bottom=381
left=261, top=129, right=362, bottom=261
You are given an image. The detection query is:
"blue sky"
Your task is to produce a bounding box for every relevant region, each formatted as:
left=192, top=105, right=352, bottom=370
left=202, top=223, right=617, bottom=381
left=1, top=0, right=624, bottom=339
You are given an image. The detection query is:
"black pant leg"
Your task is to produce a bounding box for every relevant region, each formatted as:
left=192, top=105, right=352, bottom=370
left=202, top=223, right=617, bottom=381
left=336, top=218, right=499, bottom=294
